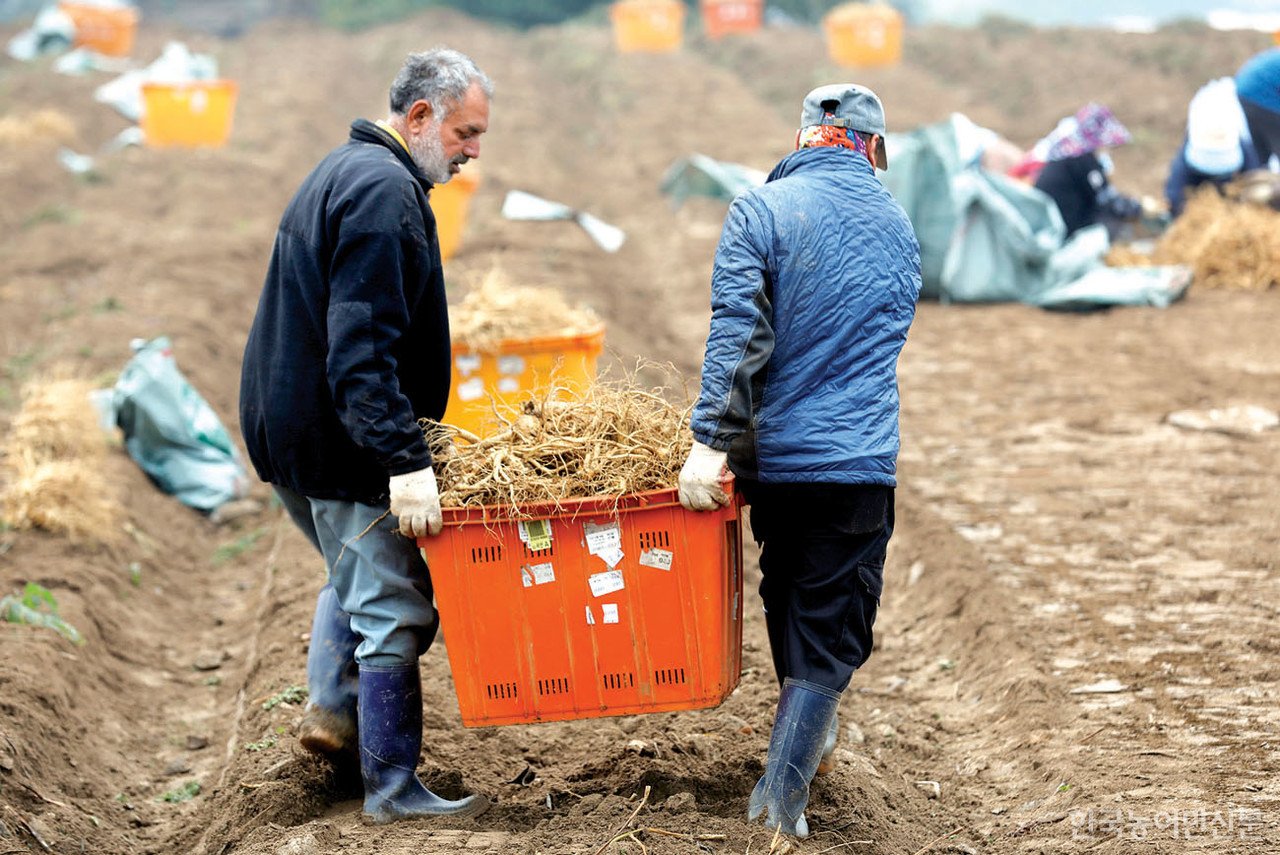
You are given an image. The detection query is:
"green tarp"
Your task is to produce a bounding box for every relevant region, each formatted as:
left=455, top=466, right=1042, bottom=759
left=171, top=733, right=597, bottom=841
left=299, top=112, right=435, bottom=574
left=881, top=115, right=1190, bottom=309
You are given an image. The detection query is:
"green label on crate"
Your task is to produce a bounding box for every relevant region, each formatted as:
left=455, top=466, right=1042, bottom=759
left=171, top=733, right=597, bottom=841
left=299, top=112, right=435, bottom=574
left=520, top=519, right=553, bottom=551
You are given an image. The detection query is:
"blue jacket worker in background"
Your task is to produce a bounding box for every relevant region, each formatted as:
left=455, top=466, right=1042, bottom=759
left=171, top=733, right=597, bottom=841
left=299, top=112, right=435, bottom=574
left=1165, top=77, right=1261, bottom=218
left=1236, top=47, right=1280, bottom=167
left=679, top=84, right=921, bottom=839
left=239, top=48, right=491, bottom=824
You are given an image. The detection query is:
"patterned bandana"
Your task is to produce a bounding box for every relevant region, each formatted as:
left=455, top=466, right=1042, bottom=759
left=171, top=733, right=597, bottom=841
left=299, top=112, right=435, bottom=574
left=796, top=122, right=871, bottom=161
left=1034, top=103, right=1132, bottom=162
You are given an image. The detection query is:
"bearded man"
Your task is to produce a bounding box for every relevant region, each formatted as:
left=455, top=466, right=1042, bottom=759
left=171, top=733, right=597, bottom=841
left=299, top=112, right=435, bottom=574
left=239, top=47, right=491, bottom=824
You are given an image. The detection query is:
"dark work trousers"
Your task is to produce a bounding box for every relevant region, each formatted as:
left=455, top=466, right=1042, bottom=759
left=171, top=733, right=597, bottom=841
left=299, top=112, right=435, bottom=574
left=1241, top=97, right=1280, bottom=167
left=740, top=480, right=894, bottom=694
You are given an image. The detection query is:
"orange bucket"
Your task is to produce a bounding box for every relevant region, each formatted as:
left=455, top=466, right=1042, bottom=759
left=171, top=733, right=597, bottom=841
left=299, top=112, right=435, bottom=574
left=822, top=2, right=903, bottom=68
left=141, top=80, right=238, bottom=148
left=432, top=168, right=480, bottom=262
left=58, top=1, right=138, bottom=57
left=444, top=325, right=606, bottom=438
left=610, top=0, right=685, bottom=53
left=700, top=0, right=763, bottom=39
left=419, top=487, right=744, bottom=727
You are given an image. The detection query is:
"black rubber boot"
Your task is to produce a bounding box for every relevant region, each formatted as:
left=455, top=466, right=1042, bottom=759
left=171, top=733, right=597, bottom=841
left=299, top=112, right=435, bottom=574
left=299, top=585, right=360, bottom=756
left=747, top=678, right=840, bottom=838
left=358, top=664, right=489, bottom=824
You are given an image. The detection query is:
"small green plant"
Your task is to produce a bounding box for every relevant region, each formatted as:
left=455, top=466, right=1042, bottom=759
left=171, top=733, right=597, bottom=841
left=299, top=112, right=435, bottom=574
left=0, top=583, right=84, bottom=645
left=21, top=204, right=80, bottom=229
left=93, top=296, right=122, bottom=314
left=4, top=348, right=43, bottom=383
left=243, top=737, right=277, bottom=752
left=212, top=527, right=268, bottom=565
left=203, top=675, right=222, bottom=687
left=43, top=305, right=79, bottom=323
left=158, top=780, right=200, bottom=803
left=127, top=562, right=142, bottom=587
left=1058, top=782, right=1073, bottom=793
left=262, top=685, right=307, bottom=711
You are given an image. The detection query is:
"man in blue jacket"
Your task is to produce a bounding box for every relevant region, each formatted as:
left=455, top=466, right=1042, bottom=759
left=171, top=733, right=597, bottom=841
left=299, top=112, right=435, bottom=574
left=1237, top=48, right=1280, bottom=167
left=239, top=48, right=491, bottom=824
left=679, top=84, right=921, bottom=839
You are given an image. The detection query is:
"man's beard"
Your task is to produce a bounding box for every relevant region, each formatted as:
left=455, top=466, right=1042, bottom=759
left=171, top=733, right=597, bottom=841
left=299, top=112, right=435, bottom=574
left=409, top=121, right=466, bottom=184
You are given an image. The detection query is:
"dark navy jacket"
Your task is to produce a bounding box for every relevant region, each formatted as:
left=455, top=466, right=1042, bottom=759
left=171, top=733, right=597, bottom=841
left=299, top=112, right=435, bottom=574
left=690, top=146, right=921, bottom=486
left=1164, top=136, right=1261, bottom=217
left=1034, top=152, right=1142, bottom=236
left=239, top=120, right=450, bottom=502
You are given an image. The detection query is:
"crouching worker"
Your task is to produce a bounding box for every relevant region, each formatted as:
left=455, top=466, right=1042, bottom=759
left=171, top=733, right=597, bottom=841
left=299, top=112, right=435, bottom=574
left=239, top=48, right=492, bottom=824
left=679, top=84, right=921, bottom=838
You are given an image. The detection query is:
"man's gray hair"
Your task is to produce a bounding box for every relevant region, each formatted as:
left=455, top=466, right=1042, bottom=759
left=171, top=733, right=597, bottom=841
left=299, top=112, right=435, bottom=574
left=389, top=47, right=493, bottom=118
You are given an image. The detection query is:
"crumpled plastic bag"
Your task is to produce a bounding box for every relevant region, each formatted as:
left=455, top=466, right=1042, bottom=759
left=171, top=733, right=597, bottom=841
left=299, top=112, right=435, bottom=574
left=98, top=337, right=249, bottom=512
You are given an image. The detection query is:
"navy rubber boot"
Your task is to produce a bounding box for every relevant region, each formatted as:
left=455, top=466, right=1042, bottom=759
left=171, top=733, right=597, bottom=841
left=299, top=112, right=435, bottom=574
left=358, top=664, right=489, bottom=824
left=747, top=678, right=840, bottom=838
left=299, top=585, right=360, bottom=756
left=815, top=712, right=840, bottom=776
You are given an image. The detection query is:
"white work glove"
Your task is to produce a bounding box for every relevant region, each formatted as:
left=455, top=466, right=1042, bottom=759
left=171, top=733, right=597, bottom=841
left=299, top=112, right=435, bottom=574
left=388, top=466, right=443, bottom=538
left=678, top=440, right=732, bottom=511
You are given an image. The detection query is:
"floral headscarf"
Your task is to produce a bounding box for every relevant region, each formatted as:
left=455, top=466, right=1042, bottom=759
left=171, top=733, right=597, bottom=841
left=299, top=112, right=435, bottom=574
left=1033, top=103, right=1133, bottom=162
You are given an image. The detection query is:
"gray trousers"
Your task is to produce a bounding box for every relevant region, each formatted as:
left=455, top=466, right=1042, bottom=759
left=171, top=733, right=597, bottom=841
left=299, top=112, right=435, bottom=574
left=275, top=485, right=438, bottom=667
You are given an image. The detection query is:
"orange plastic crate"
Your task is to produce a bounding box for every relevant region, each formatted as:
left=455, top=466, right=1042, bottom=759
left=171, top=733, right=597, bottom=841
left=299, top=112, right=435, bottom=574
left=444, top=325, right=606, bottom=438
left=609, top=0, right=685, bottom=53
left=419, top=487, right=744, bottom=727
left=141, top=80, right=238, bottom=148
left=701, top=0, right=763, bottom=39
left=822, top=2, right=903, bottom=69
left=433, top=167, right=480, bottom=261
left=58, top=1, right=138, bottom=57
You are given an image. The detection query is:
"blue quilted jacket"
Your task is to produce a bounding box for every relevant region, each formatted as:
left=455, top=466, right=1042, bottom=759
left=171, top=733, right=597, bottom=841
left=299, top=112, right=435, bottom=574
left=690, top=145, right=921, bottom=485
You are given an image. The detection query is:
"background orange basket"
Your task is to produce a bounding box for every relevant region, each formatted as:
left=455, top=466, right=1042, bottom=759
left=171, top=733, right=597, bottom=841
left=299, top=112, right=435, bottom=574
left=444, top=325, right=606, bottom=438
left=700, top=0, right=763, bottom=39
left=58, top=1, right=138, bottom=57
left=140, top=80, right=238, bottom=148
left=419, top=486, right=744, bottom=727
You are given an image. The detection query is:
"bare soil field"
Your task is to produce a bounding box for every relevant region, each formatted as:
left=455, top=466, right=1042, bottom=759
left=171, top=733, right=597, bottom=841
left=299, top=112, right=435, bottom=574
left=0, top=10, right=1276, bottom=854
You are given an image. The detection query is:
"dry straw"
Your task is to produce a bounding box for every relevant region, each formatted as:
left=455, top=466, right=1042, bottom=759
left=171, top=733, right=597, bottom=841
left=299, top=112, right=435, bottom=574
left=1107, top=188, right=1280, bottom=291
left=424, top=382, right=692, bottom=513
left=2, top=453, right=118, bottom=545
left=0, top=376, right=118, bottom=544
left=0, top=108, right=77, bottom=148
left=450, top=267, right=602, bottom=352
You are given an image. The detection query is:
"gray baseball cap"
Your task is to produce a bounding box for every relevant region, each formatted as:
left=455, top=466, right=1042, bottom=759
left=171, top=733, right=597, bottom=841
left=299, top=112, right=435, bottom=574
left=800, top=83, right=888, bottom=169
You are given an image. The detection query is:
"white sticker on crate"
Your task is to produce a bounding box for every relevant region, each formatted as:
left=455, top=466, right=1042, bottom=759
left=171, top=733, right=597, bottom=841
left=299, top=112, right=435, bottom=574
left=498, top=355, right=526, bottom=376
left=588, top=569, right=625, bottom=598
left=529, top=562, right=556, bottom=585
left=518, top=519, right=553, bottom=551
left=585, top=605, right=595, bottom=625
left=602, top=603, right=619, bottom=624
left=498, top=377, right=520, bottom=394
left=457, top=376, right=485, bottom=401
left=639, top=548, right=673, bottom=571
left=521, top=567, right=533, bottom=588
left=597, top=545, right=624, bottom=569
left=455, top=353, right=481, bottom=377
left=584, top=521, right=622, bottom=555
